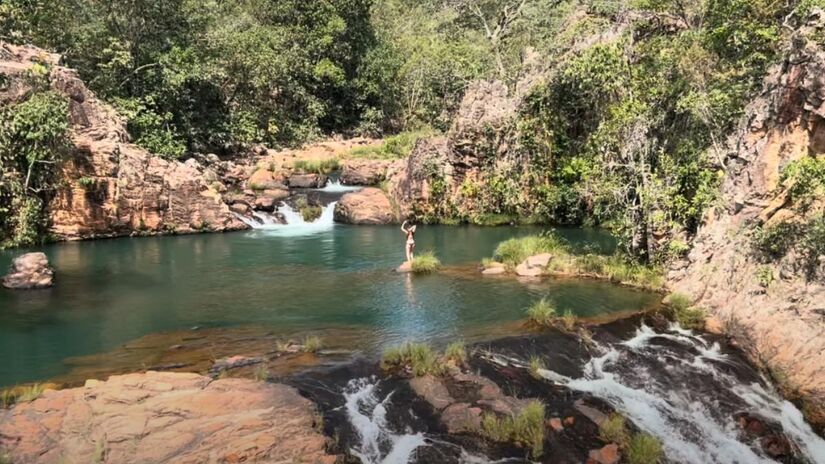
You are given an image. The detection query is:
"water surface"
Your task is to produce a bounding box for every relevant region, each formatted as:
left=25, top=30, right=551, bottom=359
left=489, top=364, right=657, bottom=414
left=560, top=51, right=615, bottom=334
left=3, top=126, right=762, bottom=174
left=0, top=223, right=656, bottom=386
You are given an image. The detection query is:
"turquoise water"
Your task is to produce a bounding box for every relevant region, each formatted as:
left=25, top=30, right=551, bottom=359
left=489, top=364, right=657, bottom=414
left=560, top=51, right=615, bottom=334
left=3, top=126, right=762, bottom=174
left=0, top=225, right=658, bottom=386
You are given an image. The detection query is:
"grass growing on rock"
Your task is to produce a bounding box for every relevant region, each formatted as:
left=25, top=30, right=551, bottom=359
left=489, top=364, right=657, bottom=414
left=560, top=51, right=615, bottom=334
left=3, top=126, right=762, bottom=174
left=444, top=341, right=467, bottom=365
left=292, top=158, right=340, bottom=174
left=526, top=298, right=557, bottom=326
left=493, top=234, right=565, bottom=267
left=627, top=433, right=664, bottom=464
left=381, top=342, right=445, bottom=376
left=663, top=292, right=707, bottom=330
left=480, top=400, right=546, bottom=458
left=300, top=205, right=323, bottom=222
left=599, top=413, right=629, bottom=446
left=1, top=383, right=46, bottom=408
left=347, top=129, right=434, bottom=159
left=302, top=336, right=323, bottom=353
left=411, top=251, right=441, bottom=273
left=528, top=356, right=545, bottom=379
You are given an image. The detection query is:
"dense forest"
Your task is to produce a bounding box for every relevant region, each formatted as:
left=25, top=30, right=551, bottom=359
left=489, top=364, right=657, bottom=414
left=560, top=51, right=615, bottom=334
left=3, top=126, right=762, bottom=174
left=1, top=0, right=824, bottom=261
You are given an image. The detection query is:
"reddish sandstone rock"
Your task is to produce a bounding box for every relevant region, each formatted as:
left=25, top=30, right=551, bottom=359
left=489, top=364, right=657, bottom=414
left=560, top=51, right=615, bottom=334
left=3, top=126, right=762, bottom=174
left=0, top=371, right=336, bottom=464
left=247, top=168, right=285, bottom=191
left=515, top=253, right=552, bottom=277
left=587, top=444, right=620, bottom=464
left=289, top=173, right=327, bottom=189
left=334, top=188, right=395, bottom=224
left=339, top=158, right=393, bottom=185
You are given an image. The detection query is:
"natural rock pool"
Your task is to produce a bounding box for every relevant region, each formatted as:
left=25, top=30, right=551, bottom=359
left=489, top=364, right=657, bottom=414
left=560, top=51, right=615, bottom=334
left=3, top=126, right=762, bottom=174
left=0, top=219, right=657, bottom=387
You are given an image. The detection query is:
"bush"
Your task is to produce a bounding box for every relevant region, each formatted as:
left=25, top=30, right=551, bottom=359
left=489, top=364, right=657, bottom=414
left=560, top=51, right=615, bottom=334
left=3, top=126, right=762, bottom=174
left=300, top=205, right=323, bottom=222
left=381, top=342, right=445, bottom=376
left=666, top=293, right=692, bottom=312
left=627, top=433, right=664, bottom=464
left=411, top=251, right=441, bottom=273
left=526, top=298, right=557, bottom=326
left=444, top=341, right=467, bottom=365
left=559, top=310, right=578, bottom=331
left=347, top=129, right=435, bottom=159
left=494, top=234, right=565, bottom=267
left=480, top=400, right=546, bottom=458
left=599, top=413, right=629, bottom=446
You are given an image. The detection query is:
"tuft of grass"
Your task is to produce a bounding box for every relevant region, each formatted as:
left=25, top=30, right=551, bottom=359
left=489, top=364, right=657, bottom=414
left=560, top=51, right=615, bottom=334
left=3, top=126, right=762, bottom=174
left=480, top=400, right=546, bottom=458
left=411, top=251, right=441, bottom=273
left=300, top=205, right=323, bottom=222
left=381, top=342, right=445, bottom=376
left=559, top=310, right=578, bottom=331
left=253, top=364, right=270, bottom=382
left=627, top=433, right=664, bottom=464
left=664, top=293, right=706, bottom=330
left=528, top=356, right=545, bottom=379
left=444, top=341, right=467, bottom=365
left=1, top=384, right=45, bottom=407
left=292, top=158, right=339, bottom=174
left=302, top=336, right=323, bottom=353
left=493, top=234, right=565, bottom=267
left=667, top=293, right=692, bottom=312
left=346, top=129, right=434, bottom=160
left=599, top=413, right=630, bottom=446
left=526, top=298, right=557, bottom=326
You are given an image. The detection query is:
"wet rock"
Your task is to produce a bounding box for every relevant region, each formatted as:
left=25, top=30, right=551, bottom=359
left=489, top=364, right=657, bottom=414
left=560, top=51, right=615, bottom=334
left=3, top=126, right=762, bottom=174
left=210, top=355, right=263, bottom=375
left=760, top=434, right=791, bottom=458
left=547, top=417, right=564, bottom=432
left=481, top=261, right=507, bottom=275
left=515, top=253, right=552, bottom=277
left=0, top=371, right=336, bottom=464
left=441, top=402, right=483, bottom=433
left=340, top=159, right=393, bottom=185
left=587, top=444, right=620, bottom=464
left=574, top=399, right=608, bottom=426
left=409, top=375, right=454, bottom=410
left=334, top=188, right=395, bottom=224
left=253, top=195, right=277, bottom=212
left=2, top=252, right=54, bottom=290
left=289, top=173, right=327, bottom=189
left=396, top=261, right=412, bottom=273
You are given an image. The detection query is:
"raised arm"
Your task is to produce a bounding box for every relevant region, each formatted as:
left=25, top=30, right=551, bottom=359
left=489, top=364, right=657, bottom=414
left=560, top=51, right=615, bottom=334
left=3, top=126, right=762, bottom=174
left=401, top=220, right=409, bottom=234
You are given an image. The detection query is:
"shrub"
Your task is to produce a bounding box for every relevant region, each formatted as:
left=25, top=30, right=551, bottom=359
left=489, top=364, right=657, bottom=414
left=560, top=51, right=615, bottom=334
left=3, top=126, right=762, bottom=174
left=599, top=413, right=629, bottom=446
left=528, top=356, right=545, bottom=379
left=675, top=306, right=707, bottom=330
left=444, top=341, right=467, bottom=365
left=300, top=205, right=323, bottom=222
left=411, top=251, right=441, bottom=273
left=526, top=298, right=557, bottom=326
left=666, top=293, right=692, bottom=312
left=627, top=433, right=664, bottom=464
left=77, top=176, right=96, bottom=189
left=493, top=234, right=566, bottom=267
left=381, top=342, right=445, bottom=376
left=559, top=310, right=578, bottom=331
left=302, top=336, right=323, bottom=353
left=292, top=158, right=340, bottom=174
left=480, top=400, right=546, bottom=458
left=752, top=222, right=800, bottom=260
left=756, top=266, right=774, bottom=287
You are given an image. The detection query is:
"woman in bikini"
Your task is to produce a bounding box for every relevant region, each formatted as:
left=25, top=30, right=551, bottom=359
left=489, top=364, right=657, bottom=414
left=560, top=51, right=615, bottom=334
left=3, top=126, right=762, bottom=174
left=401, top=220, right=416, bottom=262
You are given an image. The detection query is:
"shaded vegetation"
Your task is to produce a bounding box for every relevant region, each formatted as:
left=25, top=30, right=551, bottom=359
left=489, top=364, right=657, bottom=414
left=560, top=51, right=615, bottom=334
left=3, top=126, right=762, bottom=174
left=0, top=383, right=46, bottom=408
left=411, top=251, right=441, bottom=273
left=663, top=292, right=706, bottom=330
left=346, top=129, right=434, bottom=159
left=381, top=342, right=445, bottom=376
left=479, top=400, right=546, bottom=458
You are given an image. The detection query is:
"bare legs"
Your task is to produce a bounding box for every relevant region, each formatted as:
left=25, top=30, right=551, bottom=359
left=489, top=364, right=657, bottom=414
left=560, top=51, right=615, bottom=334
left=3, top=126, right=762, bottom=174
left=406, top=242, right=415, bottom=262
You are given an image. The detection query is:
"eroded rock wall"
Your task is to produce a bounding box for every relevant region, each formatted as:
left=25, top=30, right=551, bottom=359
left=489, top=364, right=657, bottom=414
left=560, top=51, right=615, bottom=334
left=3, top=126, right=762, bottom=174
left=0, top=43, right=246, bottom=240
left=668, top=13, right=825, bottom=427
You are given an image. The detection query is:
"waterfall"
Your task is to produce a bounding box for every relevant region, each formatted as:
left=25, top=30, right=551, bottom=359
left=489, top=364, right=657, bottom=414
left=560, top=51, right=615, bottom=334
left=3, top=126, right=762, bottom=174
left=234, top=202, right=337, bottom=236
left=515, top=324, right=825, bottom=464
left=344, top=377, right=427, bottom=464
left=318, top=179, right=363, bottom=193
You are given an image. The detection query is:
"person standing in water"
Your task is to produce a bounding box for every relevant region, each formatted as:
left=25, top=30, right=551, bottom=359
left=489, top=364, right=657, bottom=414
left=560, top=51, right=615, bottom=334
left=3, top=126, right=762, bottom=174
left=401, top=220, right=416, bottom=262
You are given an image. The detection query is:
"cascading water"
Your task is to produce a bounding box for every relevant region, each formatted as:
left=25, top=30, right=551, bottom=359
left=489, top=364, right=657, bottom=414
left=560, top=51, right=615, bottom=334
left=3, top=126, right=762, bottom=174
left=318, top=179, right=363, bottom=193
left=234, top=202, right=337, bottom=236
left=344, top=377, right=428, bottom=464
left=496, top=324, right=825, bottom=464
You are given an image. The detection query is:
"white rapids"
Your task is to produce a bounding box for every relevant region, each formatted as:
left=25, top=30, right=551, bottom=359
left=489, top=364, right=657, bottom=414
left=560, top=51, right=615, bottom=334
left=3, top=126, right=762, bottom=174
left=497, top=324, right=825, bottom=464
left=318, top=179, right=363, bottom=193
left=234, top=202, right=337, bottom=236
left=344, top=378, right=427, bottom=464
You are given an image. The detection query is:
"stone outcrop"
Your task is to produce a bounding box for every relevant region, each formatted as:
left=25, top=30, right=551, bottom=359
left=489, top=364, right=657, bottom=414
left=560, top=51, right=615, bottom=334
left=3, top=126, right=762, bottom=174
left=668, top=11, right=825, bottom=428
left=288, top=173, right=327, bottom=189
left=0, top=42, right=247, bottom=240
left=0, top=371, right=336, bottom=464
left=515, top=253, right=553, bottom=277
left=339, top=158, right=396, bottom=185
left=2, top=252, right=54, bottom=289
left=333, top=187, right=396, bottom=224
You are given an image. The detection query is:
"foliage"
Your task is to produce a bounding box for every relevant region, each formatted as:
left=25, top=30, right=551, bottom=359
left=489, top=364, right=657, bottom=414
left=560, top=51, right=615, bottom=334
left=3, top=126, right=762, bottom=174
left=381, top=342, right=445, bottom=376
left=666, top=293, right=692, bottom=312
left=292, top=158, right=340, bottom=175
left=253, top=364, right=270, bottom=382
left=559, top=310, right=578, bottom=331
left=0, top=383, right=46, bottom=407
left=526, top=298, right=557, bottom=326
left=528, top=356, right=545, bottom=379
left=0, top=89, right=70, bottom=248
left=480, top=400, right=546, bottom=458
left=302, top=336, right=323, bottom=353
left=347, top=129, right=435, bottom=159
left=493, top=233, right=565, bottom=267
left=300, top=205, right=323, bottom=222
left=411, top=251, right=441, bottom=273
left=752, top=215, right=825, bottom=278
left=627, top=433, right=664, bottom=464
left=780, top=156, right=825, bottom=204
left=665, top=292, right=706, bottom=329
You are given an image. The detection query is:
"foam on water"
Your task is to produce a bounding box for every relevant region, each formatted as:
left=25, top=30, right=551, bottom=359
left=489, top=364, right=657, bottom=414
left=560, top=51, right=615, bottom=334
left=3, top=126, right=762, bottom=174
left=513, top=324, right=825, bottom=464
left=344, top=377, right=427, bottom=464
left=318, top=179, right=363, bottom=193
left=234, top=202, right=337, bottom=236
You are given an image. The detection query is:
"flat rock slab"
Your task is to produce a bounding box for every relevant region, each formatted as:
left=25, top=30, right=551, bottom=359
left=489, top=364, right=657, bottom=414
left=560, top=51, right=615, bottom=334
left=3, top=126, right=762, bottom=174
left=2, top=252, right=53, bottom=289
left=0, top=371, right=336, bottom=464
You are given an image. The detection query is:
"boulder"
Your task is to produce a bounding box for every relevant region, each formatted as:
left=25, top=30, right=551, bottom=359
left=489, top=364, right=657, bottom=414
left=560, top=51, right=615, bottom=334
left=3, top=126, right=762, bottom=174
left=409, top=375, right=454, bottom=410
left=262, top=188, right=289, bottom=201
left=340, top=159, right=392, bottom=185
left=481, top=261, right=507, bottom=275
left=396, top=261, right=413, bottom=273
left=441, top=403, right=483, bottom=433
left=0, top=371, right=336, bottom=464
left=289, top=173, right=327, bottom=189
left=333, top=188, right=395, bottom=224
left=2, top=252, right=54, bottom=289
left=253, top=195, right=277, bottom=212
left=247, top=168, right=285, bottom=191
left=587, top=444, right=620, bottom=464
left=515, top=253, right=552, bottom=277
left=229, top=202, right=250, bottom=215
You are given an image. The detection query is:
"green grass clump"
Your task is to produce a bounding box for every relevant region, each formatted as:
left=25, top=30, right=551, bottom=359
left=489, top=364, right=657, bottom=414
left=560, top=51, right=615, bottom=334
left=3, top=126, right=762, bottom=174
left=526, top=298, right=557, bottom=326
left=253, top=364, right=270, bottom=382
left=493, top=234, right=565, bottom=267
left=480, top=400, right=546, bottom=458
left=300, top=205, right=323, bottom=222
left=444, top=341, right=467, bottom=365
left=559, top=310, right=578, bottom=331
left=292, top=158, right=340, bottom=174
left=1, top=383, right=46, bottom=407
left=411, top=251, right=441, bottom=273
left=347, top=129, right=434, bottom=159
left=599, top=413, right=630, bottom=446
left=528, top=356, right=545, bottom=379
left=664, top=293, right=706, bottom=330
left=627, top=433, right=664, bottom=464
left=302, top=335, right=323, bottom=353
left=381, top=342, right=445, bottom=376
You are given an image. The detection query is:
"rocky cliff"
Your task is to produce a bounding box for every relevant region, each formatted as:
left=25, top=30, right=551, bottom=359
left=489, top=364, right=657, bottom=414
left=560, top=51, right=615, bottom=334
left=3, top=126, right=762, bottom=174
left=668, top=13, right=825, bottom=429
left=0, top=43, right=246, bottom=240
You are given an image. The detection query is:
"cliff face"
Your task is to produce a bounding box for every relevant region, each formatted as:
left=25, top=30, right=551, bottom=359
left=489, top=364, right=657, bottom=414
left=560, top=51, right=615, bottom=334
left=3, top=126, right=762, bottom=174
left=668, top=14, right=825, bottom=428
left=0, top=43, right=246, bottom=240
